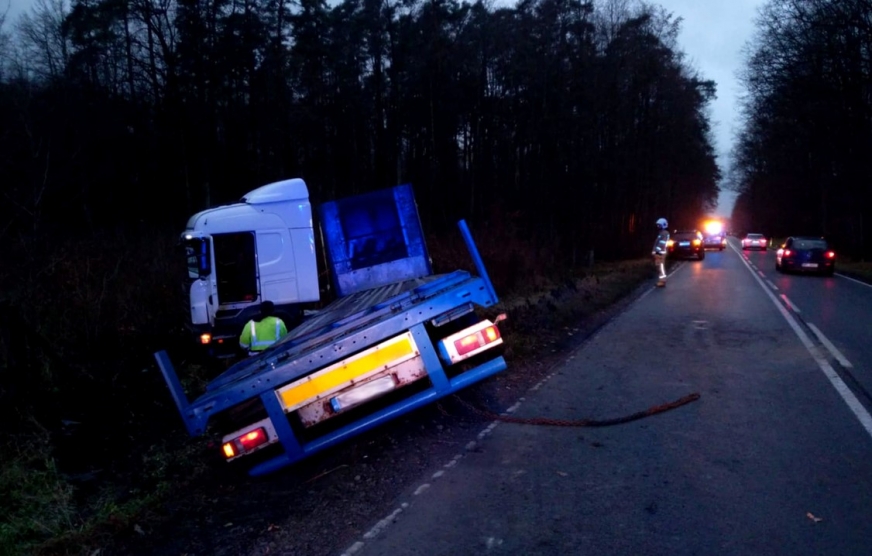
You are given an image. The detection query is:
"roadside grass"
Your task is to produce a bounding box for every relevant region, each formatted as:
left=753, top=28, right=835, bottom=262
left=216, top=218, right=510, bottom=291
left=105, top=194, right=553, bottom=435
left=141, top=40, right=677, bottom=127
left=835, top=260, right=872, bottom=283
left=0, top=224, right=657, bottom=556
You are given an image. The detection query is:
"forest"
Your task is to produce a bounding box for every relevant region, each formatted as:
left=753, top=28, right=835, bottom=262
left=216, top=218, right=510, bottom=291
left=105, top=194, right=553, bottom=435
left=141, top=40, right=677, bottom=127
left=731, top=0, right=872, bottom=257
left=0, top=0, right=722, bottom=551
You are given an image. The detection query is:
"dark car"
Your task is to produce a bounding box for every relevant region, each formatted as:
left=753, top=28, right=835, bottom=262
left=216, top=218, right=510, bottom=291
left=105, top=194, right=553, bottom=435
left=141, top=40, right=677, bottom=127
left=775, top=236, right=836, bottom=275
left=703, top=233, right=726, bottom=251
left=668, top=230, right=705, bottom=261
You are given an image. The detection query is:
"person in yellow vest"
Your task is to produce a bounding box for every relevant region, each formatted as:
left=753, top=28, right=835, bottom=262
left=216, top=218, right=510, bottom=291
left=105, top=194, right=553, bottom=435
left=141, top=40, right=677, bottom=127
left=239, top=301, right=288, bottom=356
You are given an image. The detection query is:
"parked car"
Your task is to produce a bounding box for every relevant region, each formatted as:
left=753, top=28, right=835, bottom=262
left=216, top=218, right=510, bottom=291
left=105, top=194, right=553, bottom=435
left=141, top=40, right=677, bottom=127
left=742, top=233, right=768, bottom=250
left=775, top=236, right=836, bottom=275
left=703, top=233, right=726, bottom=251
left=668, top=230, right=705, bottom=260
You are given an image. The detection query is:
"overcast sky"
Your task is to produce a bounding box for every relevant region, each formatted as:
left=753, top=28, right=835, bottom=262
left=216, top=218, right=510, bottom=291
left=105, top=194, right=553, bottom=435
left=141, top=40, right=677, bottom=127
left=650, top=0, right=765, bottom=217
left=2, top=0, right=763, bottom=216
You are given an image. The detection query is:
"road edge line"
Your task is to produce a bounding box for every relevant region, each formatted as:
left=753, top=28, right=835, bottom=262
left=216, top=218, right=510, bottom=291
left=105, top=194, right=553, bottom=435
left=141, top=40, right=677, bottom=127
left=729, top=243, right=872, bottom=439
left=807, top=322, right=854, bottom=369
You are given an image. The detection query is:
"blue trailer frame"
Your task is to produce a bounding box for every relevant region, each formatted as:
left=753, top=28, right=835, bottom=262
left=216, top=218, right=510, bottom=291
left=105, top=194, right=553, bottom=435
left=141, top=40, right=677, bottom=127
left=154, top=219, right=505, bottom=476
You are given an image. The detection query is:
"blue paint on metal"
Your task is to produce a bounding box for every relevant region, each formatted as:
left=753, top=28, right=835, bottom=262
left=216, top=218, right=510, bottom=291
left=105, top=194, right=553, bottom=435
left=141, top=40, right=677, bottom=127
left=260, top=388, right=304, bottom=460
left=458, top=220, right=498, bottom=304
left=178, top=273, right=498, bottom=434
left=409, top=323, right=449, bottom=392
left=153, top=350, right=196, bottom=436
left=249, top=356, right=507, bottom=476
left=319, top=184, right=432, bottom=297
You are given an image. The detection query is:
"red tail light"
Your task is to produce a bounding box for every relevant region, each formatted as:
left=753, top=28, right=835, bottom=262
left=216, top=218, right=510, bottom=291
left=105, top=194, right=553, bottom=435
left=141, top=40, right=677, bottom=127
left=455, top=325, right=501, bottom=355
left=222, top=427, right=269, bottom=459
left=239, top=428, right=268, bottom=450
left=783, top=249, right=792, bottom=257
left=439, top=316, right=506, bottom=364
left=825, top=251, right=835, bottom=259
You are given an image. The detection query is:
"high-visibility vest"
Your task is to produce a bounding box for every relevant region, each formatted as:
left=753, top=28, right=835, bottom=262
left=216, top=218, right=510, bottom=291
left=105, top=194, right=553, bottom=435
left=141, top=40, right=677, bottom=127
left=239, top=316, right=287, bottom=353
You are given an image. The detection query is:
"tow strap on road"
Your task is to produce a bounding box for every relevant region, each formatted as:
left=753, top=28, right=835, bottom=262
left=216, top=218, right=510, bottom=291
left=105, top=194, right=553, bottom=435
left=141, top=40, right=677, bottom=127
left=451, top=392, right=701, bottom=427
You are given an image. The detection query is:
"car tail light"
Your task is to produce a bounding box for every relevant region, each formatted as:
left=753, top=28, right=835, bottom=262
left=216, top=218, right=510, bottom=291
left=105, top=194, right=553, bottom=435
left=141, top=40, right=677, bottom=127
left=826, top=251, right=835, bottom=259
left=783, top=249, right=792, bottom=257
left=438, top=316, right=505, bottom=364
left=692, top=239, right=701, bottom=246
left=666, top=240, right=675, bottom=248
left=200, top=333, right=212, bottom=345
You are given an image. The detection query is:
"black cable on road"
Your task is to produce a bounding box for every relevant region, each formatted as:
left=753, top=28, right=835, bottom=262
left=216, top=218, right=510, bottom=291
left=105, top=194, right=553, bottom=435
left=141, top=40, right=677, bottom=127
left=451, top=392, right=701, bottom=427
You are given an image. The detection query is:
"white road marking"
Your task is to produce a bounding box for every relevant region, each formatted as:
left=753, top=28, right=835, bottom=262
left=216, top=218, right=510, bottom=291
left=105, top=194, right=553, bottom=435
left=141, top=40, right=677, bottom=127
left=341, top=541, right=365, bottom=555
left=807, top=323, right=854, bottom=369
left=780, top=294, right=801, bottom=313
left=766, top=280, right=779, bottom=291
left=757, top=270, right=765, bottom=278
left=731, top=243, right=872, bottom=440
left=361, top=505, right=407, bottom=540
left=836, top=273, right=872, bottom=289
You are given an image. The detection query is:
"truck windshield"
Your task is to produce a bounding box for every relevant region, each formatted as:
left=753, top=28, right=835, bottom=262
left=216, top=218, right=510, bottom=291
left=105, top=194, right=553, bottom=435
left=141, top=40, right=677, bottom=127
left=183, top=237, right=211, bottom=280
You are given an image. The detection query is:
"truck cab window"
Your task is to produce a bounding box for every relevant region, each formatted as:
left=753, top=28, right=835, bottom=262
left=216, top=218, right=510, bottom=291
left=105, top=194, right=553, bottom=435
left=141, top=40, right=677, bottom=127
left=213, top=232, right=258, bottom=303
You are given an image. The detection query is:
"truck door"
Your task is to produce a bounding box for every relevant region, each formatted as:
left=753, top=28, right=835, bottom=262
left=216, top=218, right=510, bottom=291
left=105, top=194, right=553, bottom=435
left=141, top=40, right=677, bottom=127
left=212, top=232, right=259, bottom=306
left=184, top=235, right=219, bottom=327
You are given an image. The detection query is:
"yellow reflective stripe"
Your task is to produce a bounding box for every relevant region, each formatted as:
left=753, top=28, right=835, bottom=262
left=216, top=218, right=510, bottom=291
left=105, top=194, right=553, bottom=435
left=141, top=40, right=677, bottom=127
left=278, top=334, right=416, bottom=411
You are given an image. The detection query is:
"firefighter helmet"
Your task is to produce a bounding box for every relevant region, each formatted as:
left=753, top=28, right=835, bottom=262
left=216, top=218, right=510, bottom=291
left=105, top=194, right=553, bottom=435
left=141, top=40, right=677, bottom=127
left=656, top=218, right=668, bottom=230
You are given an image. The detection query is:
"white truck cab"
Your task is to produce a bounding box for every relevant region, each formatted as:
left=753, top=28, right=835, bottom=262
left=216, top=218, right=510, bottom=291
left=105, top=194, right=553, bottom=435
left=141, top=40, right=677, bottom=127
left=181, top=178, right=320, bottom=355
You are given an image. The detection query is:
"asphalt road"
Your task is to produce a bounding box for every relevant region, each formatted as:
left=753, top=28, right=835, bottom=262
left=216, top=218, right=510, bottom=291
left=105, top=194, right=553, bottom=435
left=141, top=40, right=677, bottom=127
left=743, top=244, right=872, bottom=402
left=339, top=239, right=872, bottom=556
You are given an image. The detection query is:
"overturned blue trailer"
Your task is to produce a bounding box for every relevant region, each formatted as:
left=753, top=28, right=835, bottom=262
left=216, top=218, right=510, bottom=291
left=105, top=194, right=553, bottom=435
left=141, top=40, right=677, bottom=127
left=155, top=182, right=507, bottom=476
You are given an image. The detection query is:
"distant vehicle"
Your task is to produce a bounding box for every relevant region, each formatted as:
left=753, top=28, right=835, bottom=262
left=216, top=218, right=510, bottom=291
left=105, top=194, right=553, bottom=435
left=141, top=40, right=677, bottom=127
left=741, top=233, right=768, bottom=250
left=702, top=220, right=726, bottom=251
left=668, top=230, right=705, bottom=260
left=703, top=233, right=726, bottom=251
left=775, top=236, right=836, bottom=276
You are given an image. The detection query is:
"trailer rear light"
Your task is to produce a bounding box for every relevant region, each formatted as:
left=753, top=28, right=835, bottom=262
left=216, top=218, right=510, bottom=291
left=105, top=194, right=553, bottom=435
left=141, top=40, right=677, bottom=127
left=455, top=326, right=499, bottom=355
left=438, top=316, right=505, bottom=364
left=200, top=333, right=212, bottom=345
left=221, top=418, right=278, bottom=461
